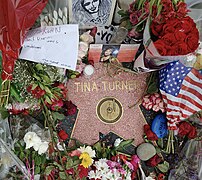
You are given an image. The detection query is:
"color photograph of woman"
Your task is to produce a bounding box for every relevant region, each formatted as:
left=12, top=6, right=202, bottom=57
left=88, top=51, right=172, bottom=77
left=100, top=45, right=120, bottom=62
left=69, top=0, right=116, bottom=27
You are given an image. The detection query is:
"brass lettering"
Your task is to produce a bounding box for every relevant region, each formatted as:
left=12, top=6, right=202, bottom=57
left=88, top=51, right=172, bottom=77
left=115, top=81, right=122, bottom=90
left=108, top=82, right=115, bottom=91
left=92, top=82, right=98, bottom=91
left=75, top=82, right=82, bottom=92
left=121, top=81, right=128, bottom=90
left=83, top=82, right=90, bottom=92
left=128, top=80, right=136, bottom=91
left=102, top=81, right=107, bottom=91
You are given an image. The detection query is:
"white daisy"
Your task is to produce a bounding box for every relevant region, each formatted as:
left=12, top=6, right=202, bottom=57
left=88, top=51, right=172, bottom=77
left=77, top=146, right=96, bottom=158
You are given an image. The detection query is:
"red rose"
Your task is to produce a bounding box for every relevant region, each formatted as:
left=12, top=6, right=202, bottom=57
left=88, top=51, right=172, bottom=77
left=162, top=33, right=177, bottom=46
left=66, top=168, right=74, bottom=175
left=77, top=165, right=88, bottom=179
left=144, top=124, right=158, bottom=141
left=50, top=99, right=63, bottom=111
left=151, top=21, right=163, bottom=37
left=170, top=42, right=188, bottom=55
left=154, top=39, right=167, bottom=56
left=163, top=18, right=180, bottom=34
left=146, top=154, right=162, bottom=167
left=186, top=29, right=199, bottom=52
left=181, top=16, right=195, bottom=34
left=64, top=101, right=77, bottom=116
left=129, top=12, right=139, bottom=25
left=187, top=126, right=197, bottom=139
left=31, top=86, right=46, bottom=99
left=178, top=121, right=192, bottom=136
left=174, top=30, right=186, bottom=42
left=58, top=130, right=68, bottom=140
left=176, top=2, right=188, bottom=18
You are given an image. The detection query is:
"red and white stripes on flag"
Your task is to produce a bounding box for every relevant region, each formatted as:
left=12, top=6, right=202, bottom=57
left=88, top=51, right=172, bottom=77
left=159, top=61, right=202, bottom=130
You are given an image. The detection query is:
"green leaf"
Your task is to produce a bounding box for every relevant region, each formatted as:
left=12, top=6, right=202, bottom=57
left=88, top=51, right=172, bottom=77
left=157, top=4, right=163, bottom=16
left=38, top=83, right=45, bottom=90
left=35, top=64, right=44, bottom=71
left=41, top=75, right=51, bottom=83
left=157, top=138, right=164, bottom=148
left=59, top=172, right=66, bottom=180
left=44, top=86, right=52, bottom=94
left=66, top=159, right=73, bottom=169
left=19, top=152, right=25, bottom=160
left=10, top=84, right=24, bottom=102
left=33, top=73, right=41, bottom=81
left=35, top=156, right=41, bottom=165
left=117, top=139, right=134, bottom=149
left=118, top=10, right=126, bottom=16
left=93, top=142, right=102, bottom=153
left=53, top=162, right=64, bottom=171
left=44, top=166, right=55, bottom=175
left=0, top=107, right=9, bottom=119
left=146, top=82, right=158, bottom=94
left=70, top=74, right=76, bottom=79
left=35, top=166, right=41, bottom=174
left=45, top=96, right=52, bottom=104
left=31, top=83, right=38, bottom=91
left=157, top=161, right=170, bottom=173
left=52, top=112, right=65, bottom=120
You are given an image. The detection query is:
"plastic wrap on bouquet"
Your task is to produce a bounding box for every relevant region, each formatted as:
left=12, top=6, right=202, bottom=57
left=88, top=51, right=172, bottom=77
left=159, top=61, right=202, bottom=130
left=0, top=0, right=48, bottom=106
left=0, top=0, right=48, bottom=80
left=168, top=137, right=202, bottom=180
left=133, top=19, right=196, bottom=72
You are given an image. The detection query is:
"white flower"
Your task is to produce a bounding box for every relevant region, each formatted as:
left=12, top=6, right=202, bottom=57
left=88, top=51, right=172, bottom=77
left=80, top=31, right=94, bottom=44
left=146, top=177, right=155, bottom=180
left=24, top=132, right=41, bottom=150
left=78, top=49, right=86, bottom=59
left=79, top=41, right=89, bottom=54
left=88, top=170, right=102, bottom=179
left=113, top=169, right=122, bottom=179
left=38, top=141, right=49, bottom=155
left=114, top=138, right=123, bottom=147
left=57, top=142, right=65, bottom=151
left=78, top=146, right=96, bottom=158
left=125, top=172, right=132, bottom=180
left=94, top=159, right=109, bottom=172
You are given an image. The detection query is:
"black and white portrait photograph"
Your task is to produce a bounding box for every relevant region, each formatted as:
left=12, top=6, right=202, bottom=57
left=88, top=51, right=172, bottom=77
left=69, top=0, right=116, bottom=27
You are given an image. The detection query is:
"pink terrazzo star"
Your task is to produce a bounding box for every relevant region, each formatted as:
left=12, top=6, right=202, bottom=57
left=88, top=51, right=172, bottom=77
left=67, top=63, right=148, bottom=146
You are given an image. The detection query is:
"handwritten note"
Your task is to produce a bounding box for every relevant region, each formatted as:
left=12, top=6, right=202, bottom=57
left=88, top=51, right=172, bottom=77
left=19, top=24, right=79, bottom=70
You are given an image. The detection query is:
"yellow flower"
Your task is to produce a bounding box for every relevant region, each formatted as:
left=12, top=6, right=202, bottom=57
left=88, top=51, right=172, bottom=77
left=79, top=152, right=93, bottom=168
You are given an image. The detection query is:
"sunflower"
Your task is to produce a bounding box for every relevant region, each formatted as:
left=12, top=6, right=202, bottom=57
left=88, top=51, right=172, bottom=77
left=79, top=152, right=93, bottom=168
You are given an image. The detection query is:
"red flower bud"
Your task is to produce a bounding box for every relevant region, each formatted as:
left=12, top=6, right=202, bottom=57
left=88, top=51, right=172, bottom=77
left=58, top=130, right=68, bottom=140
left=146, top=154, right=162, bottom=167
left=144, top=124, right=158, bottom=141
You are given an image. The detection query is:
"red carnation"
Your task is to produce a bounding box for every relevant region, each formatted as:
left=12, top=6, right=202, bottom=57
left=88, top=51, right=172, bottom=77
left=178, top=121, right=192, bottom=136
left=64, top=101, right=77, bottom=116
left=158, top=173, right=165, bottom=180
left=144, top=124, right=158, bottom=141
left=58, top=130, right=68, bottom=140
left=187, top=126, right=197, bottom=139
left=77, top=165, right=88, bottom=179
left=146, top=154, right=162, bottom=167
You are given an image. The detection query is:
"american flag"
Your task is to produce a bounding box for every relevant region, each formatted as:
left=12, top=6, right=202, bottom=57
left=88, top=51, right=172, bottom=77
left=159, top=61, right=202, bottom=130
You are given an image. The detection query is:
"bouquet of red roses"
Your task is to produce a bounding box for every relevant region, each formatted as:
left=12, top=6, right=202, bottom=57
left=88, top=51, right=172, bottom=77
left=133, top=0, right=200, bottom=71
left=151, top=1, right=199, bottom=56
